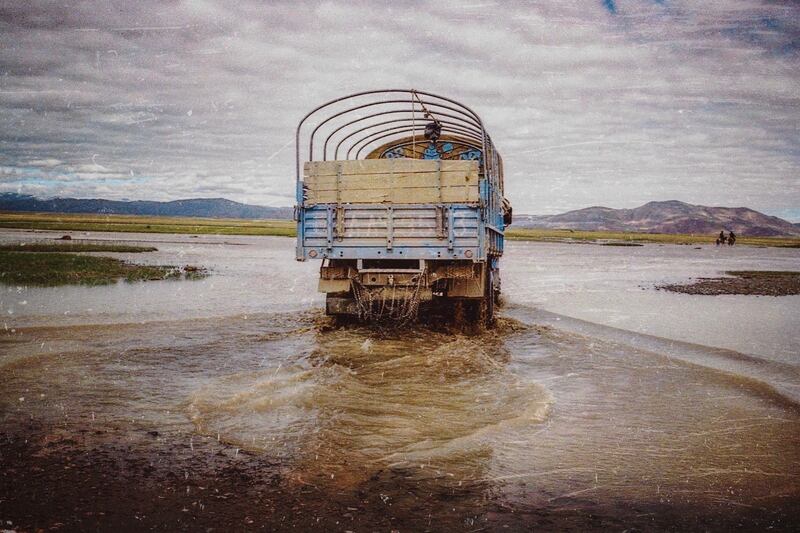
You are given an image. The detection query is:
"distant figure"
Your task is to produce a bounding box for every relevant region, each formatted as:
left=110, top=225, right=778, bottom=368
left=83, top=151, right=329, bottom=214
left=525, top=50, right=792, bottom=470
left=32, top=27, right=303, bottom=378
left=716, top=230, right=726, bottom=246
left=728, top=231, right=736, bottom=246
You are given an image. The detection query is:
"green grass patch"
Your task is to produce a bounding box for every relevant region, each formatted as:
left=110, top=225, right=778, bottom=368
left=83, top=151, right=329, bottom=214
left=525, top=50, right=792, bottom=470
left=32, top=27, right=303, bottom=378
left=0, top=251, right=194, bottom=287
left=0, top=212, right=295, bottom=236
left=0, top=242, right=157, bottom=253
left=1, top=212, right=799, bottom=248
left=504, top=227, right=800, bottom=248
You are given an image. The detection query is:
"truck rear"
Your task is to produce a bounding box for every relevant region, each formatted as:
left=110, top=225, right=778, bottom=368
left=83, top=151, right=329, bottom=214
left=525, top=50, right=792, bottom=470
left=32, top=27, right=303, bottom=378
left=294, top=90, right=511, bottom=325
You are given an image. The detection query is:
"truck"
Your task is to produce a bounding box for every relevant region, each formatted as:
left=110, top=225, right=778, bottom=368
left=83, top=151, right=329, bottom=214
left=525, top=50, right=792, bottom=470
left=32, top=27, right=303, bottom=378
left=294, top=89, right=511, bottom=325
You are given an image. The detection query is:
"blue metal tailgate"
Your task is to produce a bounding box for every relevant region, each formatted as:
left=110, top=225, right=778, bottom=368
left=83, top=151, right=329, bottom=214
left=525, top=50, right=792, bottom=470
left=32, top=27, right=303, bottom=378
left=296, top=203, right=484, bottom=261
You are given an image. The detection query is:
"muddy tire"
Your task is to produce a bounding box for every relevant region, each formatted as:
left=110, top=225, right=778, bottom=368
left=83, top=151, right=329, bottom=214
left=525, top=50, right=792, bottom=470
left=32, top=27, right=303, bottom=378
left=485, top=267, right=495, bottom=326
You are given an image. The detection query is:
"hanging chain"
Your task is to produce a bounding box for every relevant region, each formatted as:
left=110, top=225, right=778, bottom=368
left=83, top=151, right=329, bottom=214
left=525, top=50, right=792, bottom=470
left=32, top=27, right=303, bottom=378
left=411, top=89, right=440, bottom=127
left=349, top=268, right=426, bottom=326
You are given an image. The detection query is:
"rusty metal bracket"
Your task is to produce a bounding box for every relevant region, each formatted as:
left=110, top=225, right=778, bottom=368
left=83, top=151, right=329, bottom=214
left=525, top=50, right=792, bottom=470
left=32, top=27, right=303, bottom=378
left=335, top=162, right=342, bottom=205
left=326, top=206, right=334, bottom=250
left=447, top=205, right=454, bottom=251
left=435, top=205, right=446, bottom=239
left=436, top=159, right=443, bottom=203
left=335, top=205, right=345, bottom=240
left=386, top=206, right=394, bottom=250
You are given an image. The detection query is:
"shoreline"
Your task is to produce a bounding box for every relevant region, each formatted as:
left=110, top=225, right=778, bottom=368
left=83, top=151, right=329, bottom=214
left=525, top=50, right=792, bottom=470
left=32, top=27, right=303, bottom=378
left=659, top=270, right=800, bottom=296
left=2, top=231, right=799, bottom=531
left=2, top=212, right=800, bottom=247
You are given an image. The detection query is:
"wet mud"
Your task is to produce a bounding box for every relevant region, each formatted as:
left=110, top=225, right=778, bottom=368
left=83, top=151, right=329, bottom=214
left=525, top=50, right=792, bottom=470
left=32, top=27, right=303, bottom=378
left=1, top=310, right=799, bottom=531
left=659, top=270, right=800, bottom=296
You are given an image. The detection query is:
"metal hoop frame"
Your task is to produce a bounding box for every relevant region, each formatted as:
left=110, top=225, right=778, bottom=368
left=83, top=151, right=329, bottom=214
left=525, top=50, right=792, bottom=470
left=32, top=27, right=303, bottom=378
left=327, top=112, right=484, bottom=159
left=295, top=89, right=498, bottom=185
left=351, top=125, right=483, bottom=159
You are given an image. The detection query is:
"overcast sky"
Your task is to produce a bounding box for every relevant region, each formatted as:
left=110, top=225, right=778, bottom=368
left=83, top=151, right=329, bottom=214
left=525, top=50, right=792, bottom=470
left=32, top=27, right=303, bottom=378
left=0, top=1, right=798, bottom=218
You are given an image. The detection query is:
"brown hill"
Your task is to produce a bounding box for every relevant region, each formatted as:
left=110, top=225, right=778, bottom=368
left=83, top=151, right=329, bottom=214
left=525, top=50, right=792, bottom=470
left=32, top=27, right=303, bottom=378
left=515, top=201, right=800, bottom=237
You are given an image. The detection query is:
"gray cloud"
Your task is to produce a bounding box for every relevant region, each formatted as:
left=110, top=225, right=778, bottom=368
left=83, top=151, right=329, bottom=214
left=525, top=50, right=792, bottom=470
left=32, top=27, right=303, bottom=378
left=0, top=0, right=798, bottom=217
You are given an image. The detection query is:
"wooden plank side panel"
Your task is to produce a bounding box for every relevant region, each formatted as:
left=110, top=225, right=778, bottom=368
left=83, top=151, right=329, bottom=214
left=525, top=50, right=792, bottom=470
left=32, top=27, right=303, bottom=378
left=307, top=186, right=479, bottom=204
left=304, top=159, right=479, bottom=206
left=305, top=171, right=477, bottom=189
left=305, top=159, right=478, bottom=177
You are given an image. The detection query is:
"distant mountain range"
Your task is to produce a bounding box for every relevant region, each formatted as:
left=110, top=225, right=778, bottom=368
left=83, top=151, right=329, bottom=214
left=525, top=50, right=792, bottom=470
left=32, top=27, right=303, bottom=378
left=1, top=194, right=797, bottom=237
left=515, top=200, right=800, bottom=237
left=0, top=193, right=292, bottom=220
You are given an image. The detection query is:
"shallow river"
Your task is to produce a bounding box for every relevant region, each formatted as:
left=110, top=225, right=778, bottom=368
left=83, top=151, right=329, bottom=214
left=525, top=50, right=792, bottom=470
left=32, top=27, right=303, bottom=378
left=1, top=230, right=799, bottom=530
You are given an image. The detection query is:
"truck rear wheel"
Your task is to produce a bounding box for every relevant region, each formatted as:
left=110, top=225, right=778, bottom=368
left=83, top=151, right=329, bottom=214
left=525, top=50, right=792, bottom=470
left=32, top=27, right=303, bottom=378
left=456, top=266, right=495, bottom=328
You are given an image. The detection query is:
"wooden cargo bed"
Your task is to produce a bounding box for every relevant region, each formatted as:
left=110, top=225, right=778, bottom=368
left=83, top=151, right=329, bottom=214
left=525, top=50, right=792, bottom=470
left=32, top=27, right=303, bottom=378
left=303, top=159, right=480, bottom=205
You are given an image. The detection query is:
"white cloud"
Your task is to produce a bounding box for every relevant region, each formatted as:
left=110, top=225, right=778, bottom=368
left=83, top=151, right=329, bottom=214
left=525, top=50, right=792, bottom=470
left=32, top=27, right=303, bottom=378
left=25, top=158, right=62, bottom=167
left=0, top=0, right=797, bottom=215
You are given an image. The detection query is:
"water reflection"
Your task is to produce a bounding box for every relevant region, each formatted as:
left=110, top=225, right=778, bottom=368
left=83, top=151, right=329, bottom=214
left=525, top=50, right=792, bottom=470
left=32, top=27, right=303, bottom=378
left=1, top=310, right=798, bottom=528
left=188, top=322, right=550, bottom=493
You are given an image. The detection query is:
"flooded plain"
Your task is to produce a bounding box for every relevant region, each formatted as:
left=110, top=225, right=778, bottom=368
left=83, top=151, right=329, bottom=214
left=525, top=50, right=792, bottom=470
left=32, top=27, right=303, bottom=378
left=1, top=229, right=799, bottom=530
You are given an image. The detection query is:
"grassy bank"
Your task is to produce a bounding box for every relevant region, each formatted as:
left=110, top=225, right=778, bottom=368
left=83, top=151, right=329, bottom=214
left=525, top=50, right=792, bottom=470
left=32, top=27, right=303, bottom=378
left=0, top=212, right=295, bottom=236
left=0, top=242, right=158, bottom=253
left=0, top=251, right=186, bottom=286
left=504, top=227, right=800, bottom=247
left=0, top=239, right=205, bottom=286
left=1, top=211, right=799, bottom=248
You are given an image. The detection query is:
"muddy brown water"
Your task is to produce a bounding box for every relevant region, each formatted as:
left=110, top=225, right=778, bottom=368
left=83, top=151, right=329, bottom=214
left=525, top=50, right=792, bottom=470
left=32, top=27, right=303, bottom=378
left=1, top=231, right=799, bottom=530
left=2, top=310, right=799, bottom=530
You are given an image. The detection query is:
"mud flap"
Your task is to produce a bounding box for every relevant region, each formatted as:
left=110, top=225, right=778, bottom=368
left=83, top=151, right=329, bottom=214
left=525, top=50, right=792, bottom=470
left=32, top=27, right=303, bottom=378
left=326, top=296, right=359, bottom=316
